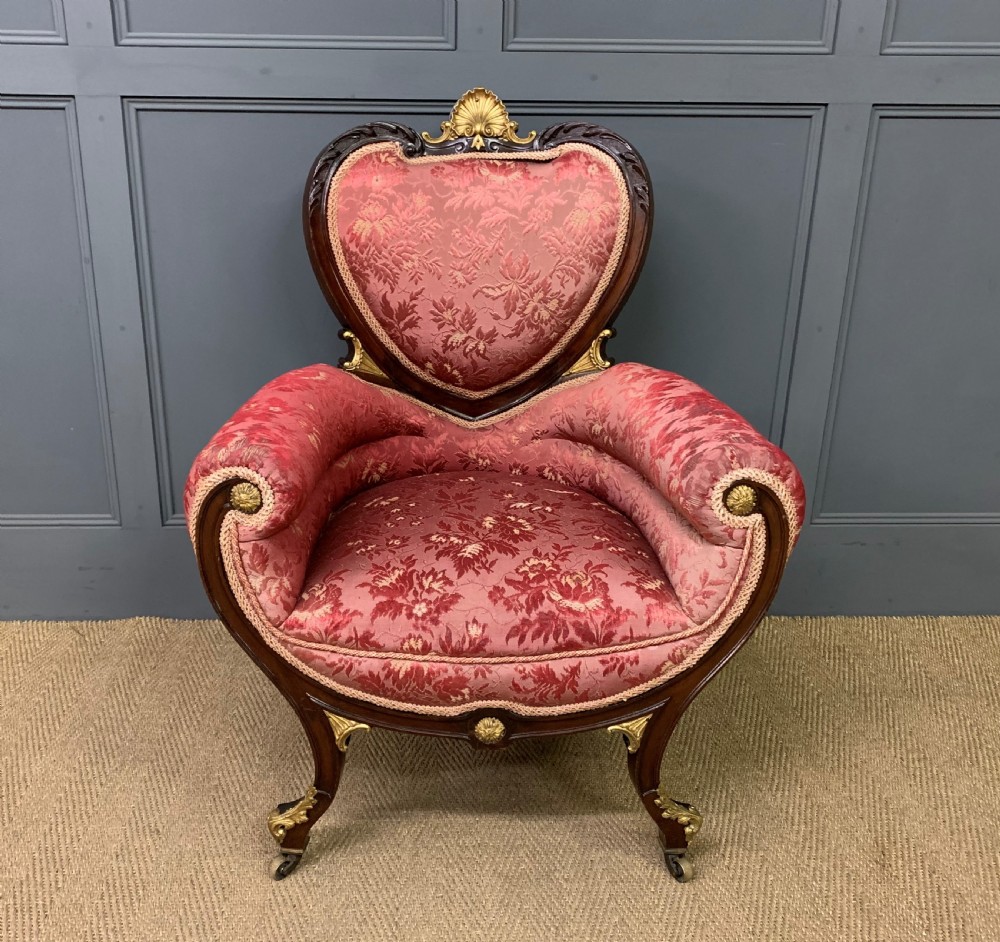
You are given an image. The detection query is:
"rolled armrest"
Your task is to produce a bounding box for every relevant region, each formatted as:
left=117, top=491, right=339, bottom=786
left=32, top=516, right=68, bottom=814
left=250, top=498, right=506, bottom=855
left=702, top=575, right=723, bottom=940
left=183, top=364, right=422, bottom=541
left=557, top=363, right=806, bottom=545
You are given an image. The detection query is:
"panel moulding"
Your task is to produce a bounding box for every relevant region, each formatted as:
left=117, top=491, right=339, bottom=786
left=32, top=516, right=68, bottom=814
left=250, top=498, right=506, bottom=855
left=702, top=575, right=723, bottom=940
left=0, top=0, right=66, bottom=44
left=881, top=0, right=1000, bottom=56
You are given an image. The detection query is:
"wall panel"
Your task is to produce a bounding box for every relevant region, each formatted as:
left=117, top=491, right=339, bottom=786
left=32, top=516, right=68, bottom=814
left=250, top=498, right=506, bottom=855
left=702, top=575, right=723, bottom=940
left=505, top=0, right=837, bottom=53
left=817, top=109, right=1000, bottom=524
left=113, top=0, right=455, bottom=48
left=0, top=99, right=118, bottom=524
left=883, top=0, right=1000, bottom=55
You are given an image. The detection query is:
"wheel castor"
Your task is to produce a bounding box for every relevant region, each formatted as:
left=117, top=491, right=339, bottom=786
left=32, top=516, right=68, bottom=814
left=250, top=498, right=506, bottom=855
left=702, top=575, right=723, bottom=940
left=269, top=852, right=301, bottom=881
left=664, top=852, right=693, bottom=883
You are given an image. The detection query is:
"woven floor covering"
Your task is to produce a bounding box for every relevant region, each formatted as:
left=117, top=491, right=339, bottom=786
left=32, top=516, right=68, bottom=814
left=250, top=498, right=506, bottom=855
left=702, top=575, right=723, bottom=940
left=2, top=616, right=998, bottom=941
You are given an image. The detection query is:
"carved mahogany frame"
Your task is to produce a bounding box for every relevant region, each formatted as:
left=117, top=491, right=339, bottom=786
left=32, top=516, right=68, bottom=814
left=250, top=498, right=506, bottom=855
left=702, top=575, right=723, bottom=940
left=196, top=477, right=790, bottom=878
left=302, top=118, right=653, bottom=420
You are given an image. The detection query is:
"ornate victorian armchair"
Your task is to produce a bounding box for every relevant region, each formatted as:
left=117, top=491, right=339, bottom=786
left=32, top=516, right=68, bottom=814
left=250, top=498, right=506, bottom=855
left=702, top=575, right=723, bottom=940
left=186, top=90, right=805, bottom=883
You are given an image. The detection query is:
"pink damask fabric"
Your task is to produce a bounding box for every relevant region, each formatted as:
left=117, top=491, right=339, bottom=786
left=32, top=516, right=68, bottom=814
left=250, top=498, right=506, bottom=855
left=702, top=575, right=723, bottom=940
left=283, top=471, right=691, bottom=657
left=329, top=143, right=626, bottom=394
left=185, top=362, right=805, bottom=710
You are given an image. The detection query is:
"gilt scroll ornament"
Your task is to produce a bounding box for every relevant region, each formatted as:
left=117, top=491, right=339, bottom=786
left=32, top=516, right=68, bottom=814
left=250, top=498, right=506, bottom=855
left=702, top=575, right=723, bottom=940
left=654, top=792, right=703, bottom=841
left=341, top=330, right=388, bottom=381
left=565, top=330, right=614, bottom=377
left=266, top=787, right=318, bottom=843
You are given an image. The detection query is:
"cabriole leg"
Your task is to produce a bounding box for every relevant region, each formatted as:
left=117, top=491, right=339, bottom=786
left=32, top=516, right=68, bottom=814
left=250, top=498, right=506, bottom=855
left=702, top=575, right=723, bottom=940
left=265, top=706, right=368, bottom=879
left=609, top=705, right=703, bottom=882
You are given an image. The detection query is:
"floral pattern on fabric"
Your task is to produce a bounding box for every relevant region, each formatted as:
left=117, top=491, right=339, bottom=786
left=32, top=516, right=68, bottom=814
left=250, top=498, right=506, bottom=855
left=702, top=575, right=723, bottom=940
left=329, top=143, right=625, bottom=392
left=282, top=472, right=692, bottom=658
left=185, top=362, right=806, bottom=708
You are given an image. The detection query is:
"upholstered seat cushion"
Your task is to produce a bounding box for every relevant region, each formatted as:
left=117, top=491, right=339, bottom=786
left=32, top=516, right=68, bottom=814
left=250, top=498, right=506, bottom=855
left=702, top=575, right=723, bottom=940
left=273, top=470, right=731, bottom=711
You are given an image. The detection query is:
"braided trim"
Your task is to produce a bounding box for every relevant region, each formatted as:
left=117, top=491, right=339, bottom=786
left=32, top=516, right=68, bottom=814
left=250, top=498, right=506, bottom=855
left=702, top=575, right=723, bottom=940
left=219, top=513, right=278, bottom=626
left=326, top=141, right=631, bottom=400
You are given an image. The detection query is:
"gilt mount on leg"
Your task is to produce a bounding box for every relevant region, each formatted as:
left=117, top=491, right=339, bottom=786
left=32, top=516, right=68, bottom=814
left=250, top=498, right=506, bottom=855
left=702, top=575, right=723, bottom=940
left=607, top=714, right=651, bottom=753
left=654, top=792, right=703, bottom=842
left=267, top=787, right=318, bottom=843
left=325, top=710, right=370, bottom=752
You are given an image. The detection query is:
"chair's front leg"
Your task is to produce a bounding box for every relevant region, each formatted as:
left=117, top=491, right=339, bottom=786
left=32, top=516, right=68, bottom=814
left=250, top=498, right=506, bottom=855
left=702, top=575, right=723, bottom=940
left=609, top=482, right=791, bottom=881
left=611, top=702, right=703, bottom=882
left=266, top=704, right=368, bottom=879
left=194, top=479, right=371, bottom=880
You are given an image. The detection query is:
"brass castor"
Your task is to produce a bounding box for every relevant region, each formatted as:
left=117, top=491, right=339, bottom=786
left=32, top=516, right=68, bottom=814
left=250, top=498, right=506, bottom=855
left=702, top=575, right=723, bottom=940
left=664, top=852, right=693, bottom=883
left=269, top=852, right=301, bottom=880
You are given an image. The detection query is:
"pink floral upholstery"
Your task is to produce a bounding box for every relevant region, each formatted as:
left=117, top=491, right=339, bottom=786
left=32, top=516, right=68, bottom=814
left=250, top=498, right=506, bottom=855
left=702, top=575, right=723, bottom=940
left=328, top=143, right=627, bottom=395
left=185, top=363, right=805, bottom=712
left=285, top=472, right=690, bottom=655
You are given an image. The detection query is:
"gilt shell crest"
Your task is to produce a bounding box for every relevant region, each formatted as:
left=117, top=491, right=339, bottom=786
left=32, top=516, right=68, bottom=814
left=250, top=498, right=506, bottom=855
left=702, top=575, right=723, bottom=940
left=422, top=87, right=537, bottom=150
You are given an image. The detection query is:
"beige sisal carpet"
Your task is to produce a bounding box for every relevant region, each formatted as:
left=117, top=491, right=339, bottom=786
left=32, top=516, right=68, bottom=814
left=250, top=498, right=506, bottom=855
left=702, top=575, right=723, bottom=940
left=1, top=615, right=998, bottom=941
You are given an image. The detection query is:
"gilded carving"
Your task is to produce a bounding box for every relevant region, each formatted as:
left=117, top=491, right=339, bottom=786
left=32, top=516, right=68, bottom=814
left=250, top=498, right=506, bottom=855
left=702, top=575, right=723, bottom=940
left=472, top=716, right=506, bottom=743
left=230, top=482, right=262, bottom=514
left=422, top=88, right=536, bottom=151
left=564, top=329, right=613, bottom=377
left=341, top=330, right=388, bottom=381
left=654, top=792, right=703, bottom=841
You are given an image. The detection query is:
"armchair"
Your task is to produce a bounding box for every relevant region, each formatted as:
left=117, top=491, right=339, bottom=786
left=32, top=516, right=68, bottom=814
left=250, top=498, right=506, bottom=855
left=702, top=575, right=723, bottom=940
left=186, top=89, right=805, bottom=882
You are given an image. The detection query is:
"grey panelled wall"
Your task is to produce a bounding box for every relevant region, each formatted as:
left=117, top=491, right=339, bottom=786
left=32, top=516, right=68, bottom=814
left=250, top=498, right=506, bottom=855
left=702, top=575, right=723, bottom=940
left=2, top=0, right=999, bottom=617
